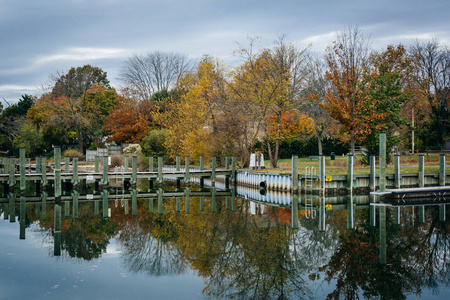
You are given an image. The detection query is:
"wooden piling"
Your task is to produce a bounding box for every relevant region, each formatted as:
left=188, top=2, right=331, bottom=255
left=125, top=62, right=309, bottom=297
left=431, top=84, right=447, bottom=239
left=379, top=205, right=387, bottom=264
left=54, top=147, right=62, bottom=200
left=394, top=155, right=400, bottom=189
left=132, top=189, right=137, bottom=216
left=199, top=156, right=204, bottom=170
left=20, top=196, right=26, bottom=239
left=419, top=155, right=425, bottom=187
left=369, top=155, right=376, bottom=191
left=148, top=198, right=153, bottom=213
left=54, top=203, right=61, bottom=256
left=72, top=157, right=78, bottom=186
left=131, top=156, right=137, bottom=185
left=231, top=156, right=236, bottom=186
left=64, top=156, right=70, bottom=173
left=185, top=156, right=190, bottom=183
left=72, top=191, right=79, bottom=219
left=20, top=148, right=26, bottom=193
left=211, top=156, right=216, bottom=186
left=347, top=155, right=354, bottom=191
left=211, top=187, right=216, bottom=213
left=41, top=157, right=47, bottom=186
left=8, top=192, right=15, bottom=222
left=292, top=155, right=298, bottom=193
left=176, top=197, right=181, bottom=212
left=185, top=187, right=190, bottom=214
left=439, top=154, right=446, bottom=186
left=158, top=188, right=163, bottom=215
left=124, top=155, right=129, bottom=172
left=102, top=156, right=109, bottom=185
left=379, top=132, right=387, bottom=192
left=95, top=156, right=99, bottom=173
left=158, top=156, right=163, bottom=183
left=102, top=190, right=108, bottom=218
left=292, top=192, right=299, bottom=229
left=41, top=192, right=47, bottom=220
left=176, top=155, right=180, bottom=171
left=36, top=156, right=41, bottom=174
left=8, top=157, right=15, bottom=188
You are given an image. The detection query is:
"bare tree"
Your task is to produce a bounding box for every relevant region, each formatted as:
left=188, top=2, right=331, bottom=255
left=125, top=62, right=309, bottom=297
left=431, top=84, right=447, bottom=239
left=119, top=51, right=194, bottom=101
left=300, top=53, right=335, bottom=155
left=410, top=39, right=450, bottom=149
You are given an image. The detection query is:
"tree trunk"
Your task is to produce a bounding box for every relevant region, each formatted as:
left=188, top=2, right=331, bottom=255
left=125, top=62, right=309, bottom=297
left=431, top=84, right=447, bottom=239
left=267, top=140, right=274, bottom=167
left=317, top=134, right=323, bottom=155
left=77, top=128, right=84, bottom=154
left=350, top=132, right=355, bottom=156
left=273, top=139, right=279, bottom=168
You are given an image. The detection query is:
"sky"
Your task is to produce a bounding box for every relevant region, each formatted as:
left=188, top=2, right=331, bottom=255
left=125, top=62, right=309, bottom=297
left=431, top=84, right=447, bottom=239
left=1, top=0, right=449, bottom=104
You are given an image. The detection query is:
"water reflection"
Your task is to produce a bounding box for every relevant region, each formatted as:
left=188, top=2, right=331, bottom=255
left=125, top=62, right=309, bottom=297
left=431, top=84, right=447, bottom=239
left=0, top=182, right=449, bottom=299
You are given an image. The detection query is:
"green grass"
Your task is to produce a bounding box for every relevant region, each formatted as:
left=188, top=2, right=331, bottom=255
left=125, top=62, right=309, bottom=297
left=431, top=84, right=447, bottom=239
left=259, top=154, right=443, bottom=175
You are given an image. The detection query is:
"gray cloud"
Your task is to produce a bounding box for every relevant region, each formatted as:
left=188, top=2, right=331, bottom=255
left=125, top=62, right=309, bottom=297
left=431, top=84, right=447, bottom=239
left=1, top=0, right=449, bottom=104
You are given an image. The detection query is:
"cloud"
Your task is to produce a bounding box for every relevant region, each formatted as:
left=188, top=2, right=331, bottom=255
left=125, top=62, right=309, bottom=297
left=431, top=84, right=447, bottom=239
left=35, top=47, right=130, bottom=65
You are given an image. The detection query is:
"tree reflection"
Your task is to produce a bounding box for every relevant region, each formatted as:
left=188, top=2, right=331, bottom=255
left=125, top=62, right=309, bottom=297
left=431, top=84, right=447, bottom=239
left=319, top=206, right=450, bottom=299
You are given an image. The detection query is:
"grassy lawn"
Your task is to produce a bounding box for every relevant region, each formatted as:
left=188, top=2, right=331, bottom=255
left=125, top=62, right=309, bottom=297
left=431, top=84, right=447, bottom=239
left=259, top=154, right=443, bottom=175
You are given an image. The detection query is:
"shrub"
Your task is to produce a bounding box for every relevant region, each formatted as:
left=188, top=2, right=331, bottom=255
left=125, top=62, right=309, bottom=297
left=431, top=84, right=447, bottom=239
left=123, top=144, right=141, bottom=154
left=110, top=155, right=123, bottom=167
left=64, top=149, right=83, bottom=161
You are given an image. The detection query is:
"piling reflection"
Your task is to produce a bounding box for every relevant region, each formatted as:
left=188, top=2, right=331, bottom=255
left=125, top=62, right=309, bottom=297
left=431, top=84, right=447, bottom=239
left=0, top=183, right=449, bottom=299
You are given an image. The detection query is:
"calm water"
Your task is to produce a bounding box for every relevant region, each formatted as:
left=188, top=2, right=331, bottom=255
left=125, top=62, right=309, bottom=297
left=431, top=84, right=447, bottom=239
left=0, top=182, right=449, bottom=299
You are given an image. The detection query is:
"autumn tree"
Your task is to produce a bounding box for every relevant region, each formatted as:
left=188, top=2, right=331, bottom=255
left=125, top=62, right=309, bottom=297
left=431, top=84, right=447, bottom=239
left=160, top=56, right=231, bottom=161
left=119, top=51, right=194, bottom=101
left=325, top=27, right=372, bottom=155
left=44, top=65, right=114, bottom=152
left=102, top=95, right=151, bottom=143
left=231, top=37, right=308, bottom=167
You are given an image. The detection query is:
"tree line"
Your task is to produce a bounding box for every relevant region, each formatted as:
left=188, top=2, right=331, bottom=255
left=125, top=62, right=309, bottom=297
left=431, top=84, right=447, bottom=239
left=1, top=27, right=448, bottom=167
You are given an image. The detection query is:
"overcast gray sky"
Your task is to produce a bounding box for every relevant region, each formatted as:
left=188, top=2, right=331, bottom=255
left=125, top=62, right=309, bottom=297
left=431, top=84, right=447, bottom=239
left=1, top=0, right=449, bottom=104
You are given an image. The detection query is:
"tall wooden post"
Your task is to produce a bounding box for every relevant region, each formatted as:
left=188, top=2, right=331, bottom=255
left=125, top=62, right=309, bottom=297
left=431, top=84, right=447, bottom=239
left=131, top=155, right=137, bottom=185
left=439, top=154, right=446, bottom=186
left=8, top=157, right=15, bottom=188
left=231, top=156, right=236, bottom=186
left=95, top=156, right=99, bottom=173
left=124, top=155, right=129, bottom=172
left=35, top=156, right=41, bottom=174
left=157, top=188, right=163, bottom=215
left=199, top=156, right=204, bottom=170
left=379, top=132, right=387, bottom=192
left=394, top=154, right=400, bottom=189
left=158, top=155, right=163, bottom=183
left=20, top=147, right=26, bottom=193
left=54, top=147, right=62, bottom=201
left=211, top=156, right=216, bottom=186
left=369, top=155, right=376, bottom=191
left=185, top=156, right=190, bottom=183
left=292, top=155, right=298, bottom=193
left=102, top=190, right=109, bottom=218
left=72, top=157, right=79, bottom=186
left=41, top=157, right=47, bottom=186
left=418, top=154, right=425, bottom=187
left=347, top=155, right=354, bottom=191
left=64, top=156, right=70, bottom=173
left=176, top=155, right=180, bottom=171
left=102, top=156, right=109, bottom=185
